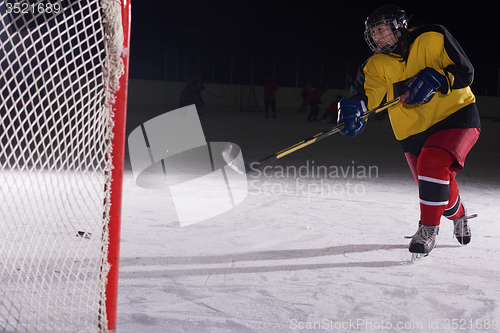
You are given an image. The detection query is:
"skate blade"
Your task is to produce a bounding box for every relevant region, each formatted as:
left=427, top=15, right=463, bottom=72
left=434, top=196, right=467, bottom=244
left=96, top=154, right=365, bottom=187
left=411, top=253, right=429, bottom=262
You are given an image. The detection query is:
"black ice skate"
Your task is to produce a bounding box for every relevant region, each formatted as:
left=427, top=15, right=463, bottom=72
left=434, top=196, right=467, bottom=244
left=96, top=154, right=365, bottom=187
left=453, top=212, right=477, bottom=245
left=407, top=223, right=439, bottom=261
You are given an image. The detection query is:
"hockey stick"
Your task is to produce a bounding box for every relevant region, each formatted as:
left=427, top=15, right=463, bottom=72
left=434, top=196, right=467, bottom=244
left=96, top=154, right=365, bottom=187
left=223, top=93, right=409, bottom=174
left=204, top=88, right=225, bottom=99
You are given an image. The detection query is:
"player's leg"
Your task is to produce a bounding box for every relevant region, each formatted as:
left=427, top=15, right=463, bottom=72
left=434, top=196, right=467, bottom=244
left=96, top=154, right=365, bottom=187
left=264, top=100, right=270, bottom=118
left=442, top=172, right=464, bottom=220
left=407, top=147, right=454, bottom=254
left=417, top=146, right=456, bottom=226
left=421, top=127, right=481, bottom=244
left=271, top=99, right=277, bottom=118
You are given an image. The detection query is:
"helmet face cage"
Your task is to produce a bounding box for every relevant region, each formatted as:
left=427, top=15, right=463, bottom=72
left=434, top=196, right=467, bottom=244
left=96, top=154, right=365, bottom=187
left=364, top=13, right=408, bottom=54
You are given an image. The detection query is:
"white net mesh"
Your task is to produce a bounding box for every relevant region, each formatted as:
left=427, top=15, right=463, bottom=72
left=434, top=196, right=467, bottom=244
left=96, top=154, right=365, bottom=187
left=0, top=0, right=124, bottom=332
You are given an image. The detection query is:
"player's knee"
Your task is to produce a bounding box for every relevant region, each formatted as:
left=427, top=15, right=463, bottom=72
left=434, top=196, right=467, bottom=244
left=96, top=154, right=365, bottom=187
left=416, top=147, right=455, bottom=178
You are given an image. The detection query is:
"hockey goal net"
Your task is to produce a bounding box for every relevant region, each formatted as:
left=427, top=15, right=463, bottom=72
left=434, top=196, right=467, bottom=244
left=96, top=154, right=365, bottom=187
left=0, top=0, right=130, bottom=332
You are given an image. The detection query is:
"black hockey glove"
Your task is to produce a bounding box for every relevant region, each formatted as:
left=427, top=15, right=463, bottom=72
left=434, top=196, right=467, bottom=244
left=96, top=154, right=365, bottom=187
left=337, top=99, right=367, bottom=137
left=403, top=67, right=446, bottom=105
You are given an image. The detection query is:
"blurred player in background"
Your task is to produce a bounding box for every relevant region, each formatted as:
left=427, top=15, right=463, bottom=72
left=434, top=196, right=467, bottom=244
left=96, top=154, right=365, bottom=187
left=263, top=76, right=279, bottom=119
left=179, top=74, right=205, bottom=114
left=298, top=80, right=313, bottom=113
left=306, top=84, right=328, bottom=122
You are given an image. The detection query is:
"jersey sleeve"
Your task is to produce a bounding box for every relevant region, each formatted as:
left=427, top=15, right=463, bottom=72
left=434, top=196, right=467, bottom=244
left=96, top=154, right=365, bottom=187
left=429, top=25, right=474, bottom=94
left=350, top=63, right=369, bottom=106
left=350, top=54, right=401, bottom=110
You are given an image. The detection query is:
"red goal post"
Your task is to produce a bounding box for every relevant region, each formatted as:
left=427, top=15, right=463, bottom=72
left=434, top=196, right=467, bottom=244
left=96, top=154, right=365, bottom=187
left=107, top=0, right=131, bottom=331
left=0, top=0, right=131, bottom=332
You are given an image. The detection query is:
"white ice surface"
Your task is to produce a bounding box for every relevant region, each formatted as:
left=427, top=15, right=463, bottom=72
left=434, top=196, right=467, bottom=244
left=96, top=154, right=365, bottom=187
left=117, top=107, right=500, bottom=333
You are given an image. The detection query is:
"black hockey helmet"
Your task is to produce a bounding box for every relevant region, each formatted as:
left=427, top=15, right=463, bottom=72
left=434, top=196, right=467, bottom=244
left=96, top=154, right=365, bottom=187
left=364, top=4, right=408, bottom=54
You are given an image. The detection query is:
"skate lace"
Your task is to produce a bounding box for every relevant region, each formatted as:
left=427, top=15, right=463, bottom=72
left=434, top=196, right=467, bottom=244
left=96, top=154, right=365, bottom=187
left=453, top=214, right=477, bottom=238
left=406, top=224, right=439, bottom=245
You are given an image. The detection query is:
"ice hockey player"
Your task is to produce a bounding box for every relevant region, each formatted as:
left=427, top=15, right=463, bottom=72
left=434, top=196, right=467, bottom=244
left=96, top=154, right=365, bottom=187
left=263, top=76, right=279, bottom=119
left=337, top=4, right=480, bottom=258
left=306, top=84, right=328, bottom=122
left=179, top=74, right=205, bottom=115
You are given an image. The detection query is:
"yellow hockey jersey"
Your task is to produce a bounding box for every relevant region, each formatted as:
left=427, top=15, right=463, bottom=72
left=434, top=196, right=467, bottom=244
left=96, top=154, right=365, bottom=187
left=350, top=25, right=480, bottom=155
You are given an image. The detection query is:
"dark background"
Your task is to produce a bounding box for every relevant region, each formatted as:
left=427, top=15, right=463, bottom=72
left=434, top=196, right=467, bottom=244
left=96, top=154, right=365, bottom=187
left=129, top=1, right=499, bottom=95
